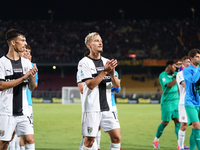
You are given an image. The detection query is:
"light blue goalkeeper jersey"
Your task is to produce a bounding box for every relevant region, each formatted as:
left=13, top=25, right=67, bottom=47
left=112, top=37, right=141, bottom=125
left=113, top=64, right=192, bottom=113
left=183, top=64, right=200, bottom=106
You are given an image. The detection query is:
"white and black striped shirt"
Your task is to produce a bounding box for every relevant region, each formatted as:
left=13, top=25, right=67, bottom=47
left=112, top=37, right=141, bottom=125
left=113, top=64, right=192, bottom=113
left=78, top=56, right=112, bottom=112
left=0, top=56, right=32, bottom=116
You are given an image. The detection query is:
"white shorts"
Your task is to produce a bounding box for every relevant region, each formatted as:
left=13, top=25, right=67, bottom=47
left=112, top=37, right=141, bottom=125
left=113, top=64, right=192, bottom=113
left=179, top=104, right=188, bottom=123
left=0, top=115, right=34, bottom=141
left=82, top=111, right=120, bottom=137
left=112, top=105, right=117, bottom=112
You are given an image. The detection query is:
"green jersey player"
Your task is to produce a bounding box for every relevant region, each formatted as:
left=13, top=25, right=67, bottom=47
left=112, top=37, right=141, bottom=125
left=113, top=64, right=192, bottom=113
left=153, top=60, right=185, bottom=149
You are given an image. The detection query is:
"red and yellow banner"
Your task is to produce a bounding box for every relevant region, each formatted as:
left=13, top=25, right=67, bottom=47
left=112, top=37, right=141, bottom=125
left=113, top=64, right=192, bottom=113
left=118, top=59, right=180, bottom=66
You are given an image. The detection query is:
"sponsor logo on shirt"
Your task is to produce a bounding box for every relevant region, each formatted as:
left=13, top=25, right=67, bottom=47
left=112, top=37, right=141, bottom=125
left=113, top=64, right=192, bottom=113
left=167, top=75, right=172, bottom=78
left=5, top=79, right=15, bottom=81
left=96, top=67, right=104, bottom=71
left=104, top=76, right=111, bottom=80
left=13, top=68, right=22, bottom=73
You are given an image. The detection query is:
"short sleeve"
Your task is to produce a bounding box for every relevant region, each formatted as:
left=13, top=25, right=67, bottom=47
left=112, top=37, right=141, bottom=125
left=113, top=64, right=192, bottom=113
left=76, top=71, right=81, bottom=83
left=28, top=60, right=32, bottom=71
left=0, top=61, right=5, bottom=81
left=176, top=71, right=184, bottom=85
left=159, top=72, right=170, bottom=88
left=78, top=60, right=92, bottom=82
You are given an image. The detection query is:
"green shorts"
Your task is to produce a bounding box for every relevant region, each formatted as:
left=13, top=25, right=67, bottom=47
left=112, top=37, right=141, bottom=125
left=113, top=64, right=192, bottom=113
left=185, top=106, right=200, bottom=125
left=161, top=105, right=179, bottom=122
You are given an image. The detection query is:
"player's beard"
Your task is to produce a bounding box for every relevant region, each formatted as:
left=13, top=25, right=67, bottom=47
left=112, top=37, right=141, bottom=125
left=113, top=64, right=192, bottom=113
left=14, top=46, right=24, bottom=53
left=14, top=46, right=20, bottom=53
left=194, top=61, right=199, bottom=66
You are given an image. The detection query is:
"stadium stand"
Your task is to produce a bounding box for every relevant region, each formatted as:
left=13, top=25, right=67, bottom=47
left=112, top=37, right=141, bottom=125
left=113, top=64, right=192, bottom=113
left=1, top=19, right=198, bottom=99
left=36, top=73, right=76, bottom=91
left=120, top=74, right=161, bottom=92
left=0, top=18, right=200, bottom=63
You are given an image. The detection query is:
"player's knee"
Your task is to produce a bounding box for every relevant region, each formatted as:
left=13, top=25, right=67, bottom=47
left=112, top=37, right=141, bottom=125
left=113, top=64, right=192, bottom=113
left=24, top=135, right=35, bottom=144
left=84, top=137, right=95, bottom=147
left=112, top=135, right=121, bottom=143
left=181, top=124, right=187, bottom=131
left=162, top=121, right=169, bottom=125
left=4, top=142, right=9, bottom=149
left=0, top=141, right=9, bottom=150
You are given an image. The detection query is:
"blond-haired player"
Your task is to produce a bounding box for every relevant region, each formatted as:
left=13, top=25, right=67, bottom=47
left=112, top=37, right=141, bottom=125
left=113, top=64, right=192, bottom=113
left=77, top=32, right=121, bottom=150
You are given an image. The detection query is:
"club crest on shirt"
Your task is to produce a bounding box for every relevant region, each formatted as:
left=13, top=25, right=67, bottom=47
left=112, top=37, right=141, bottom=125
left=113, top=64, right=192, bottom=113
left=0, top=130, right=5, bottom=137
left=24, top=67, right=28, bottom=73
left=162, top=78, right=166, bottom=82
left=167, top=75, right=172, bottom=78
left=182, top=116, right=185, bottom=120
left=87, top=127, right=93, bottom=134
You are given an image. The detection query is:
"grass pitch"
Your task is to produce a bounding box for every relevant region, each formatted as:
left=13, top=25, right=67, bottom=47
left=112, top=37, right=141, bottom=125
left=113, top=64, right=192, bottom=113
left=33, top=104, right=192, bottom=150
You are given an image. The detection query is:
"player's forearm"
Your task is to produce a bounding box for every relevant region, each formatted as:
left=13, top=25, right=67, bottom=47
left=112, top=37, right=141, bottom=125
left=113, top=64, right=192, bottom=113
left=0, top=77, right=25, bottom=91
left=166, top=79, right=176, bottom=88
left=181, top=81, right=185, bottom=88
left=115, top=86, right=121, bottom=93
left=78, top=83, right=83, bottom=94
left=111, top=76, right=120, bottom=89
left=85, top=71, right=107, bottom=90
left=28, top=76, right=36, bottom=91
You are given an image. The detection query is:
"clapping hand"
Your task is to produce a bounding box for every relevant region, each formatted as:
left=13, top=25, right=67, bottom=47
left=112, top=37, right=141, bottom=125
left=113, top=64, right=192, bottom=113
left=104, top=59, right=117, bottom=77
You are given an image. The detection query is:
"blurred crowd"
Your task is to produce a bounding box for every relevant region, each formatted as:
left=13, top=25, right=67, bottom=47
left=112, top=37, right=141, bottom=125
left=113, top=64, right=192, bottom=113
left=0, top=18, right=199, bottom=63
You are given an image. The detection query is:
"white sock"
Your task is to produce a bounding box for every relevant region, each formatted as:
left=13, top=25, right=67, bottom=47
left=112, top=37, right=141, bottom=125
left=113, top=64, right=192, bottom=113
left=154, top=137, right=159, bottom=141
left=79, top=137, right=84, bottom=150
left=9, top=134, right=17, bottom=150
left=16, top=136, right=20, bottom=150
left=25, top=144, right=35, bottom=150
left=91, top=139, right=97, bottom=150
left=109, top=143, right=120, bottom=150
left=83, top=144, right=93, bottom=150
left=178, top=130, right=185, bottom=149
left=20, top=146, right=25, bottom=150
left=96, top=130, right=101, bottom=149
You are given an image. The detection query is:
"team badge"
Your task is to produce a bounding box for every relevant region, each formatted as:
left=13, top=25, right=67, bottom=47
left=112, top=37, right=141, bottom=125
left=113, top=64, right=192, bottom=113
left=87, top=127, right=93, bottom=134
left=24, top=67, right=28, bottom=73
left=0, top=130, right=5, bottom=137
left=182, top=116, right=185, bottom=120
